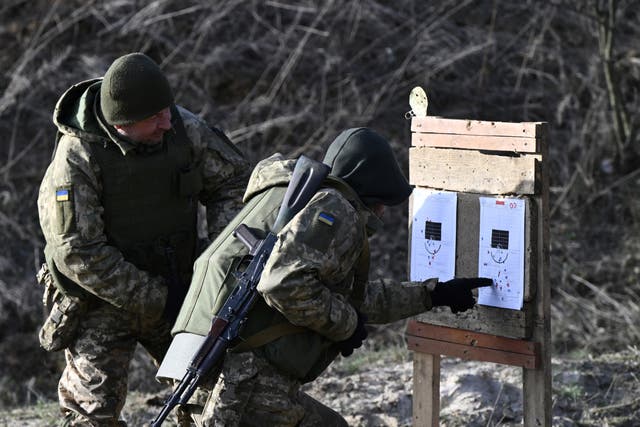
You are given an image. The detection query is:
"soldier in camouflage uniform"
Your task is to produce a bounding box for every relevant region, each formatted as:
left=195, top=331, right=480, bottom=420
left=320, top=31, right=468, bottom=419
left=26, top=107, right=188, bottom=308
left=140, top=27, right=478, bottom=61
left=37, top=52, right=249, bottom=426
left=164, top=128, right=491, bottom=426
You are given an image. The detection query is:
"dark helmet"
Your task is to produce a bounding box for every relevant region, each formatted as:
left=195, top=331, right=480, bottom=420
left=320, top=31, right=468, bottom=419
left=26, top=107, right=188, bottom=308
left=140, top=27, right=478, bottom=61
left=323, top=128, right=412, bottom=206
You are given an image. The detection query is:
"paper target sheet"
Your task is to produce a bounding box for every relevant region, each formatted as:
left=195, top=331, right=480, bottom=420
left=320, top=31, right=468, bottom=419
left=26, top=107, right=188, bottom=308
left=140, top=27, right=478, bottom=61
left=410, top=189, right=457, bottom=282
left=478, top=197, right=525, bottom=310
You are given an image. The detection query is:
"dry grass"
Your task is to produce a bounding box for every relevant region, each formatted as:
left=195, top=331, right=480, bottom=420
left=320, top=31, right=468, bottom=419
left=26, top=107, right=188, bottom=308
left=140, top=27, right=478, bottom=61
left=0, top=0, right=639, bottom=408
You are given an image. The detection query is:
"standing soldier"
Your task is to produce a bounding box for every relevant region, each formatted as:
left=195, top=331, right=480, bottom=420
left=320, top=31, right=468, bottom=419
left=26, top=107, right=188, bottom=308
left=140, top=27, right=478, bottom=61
left=160, top=127, right=491, bottom=426
left=36, top=52, right=249, bottom=426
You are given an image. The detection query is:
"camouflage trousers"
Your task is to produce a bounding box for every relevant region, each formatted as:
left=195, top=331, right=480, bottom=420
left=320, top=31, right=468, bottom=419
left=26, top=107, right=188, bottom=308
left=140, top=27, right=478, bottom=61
left=58, top=301, right=173, bottom=426
left=188, top=352, right=347, bottom=427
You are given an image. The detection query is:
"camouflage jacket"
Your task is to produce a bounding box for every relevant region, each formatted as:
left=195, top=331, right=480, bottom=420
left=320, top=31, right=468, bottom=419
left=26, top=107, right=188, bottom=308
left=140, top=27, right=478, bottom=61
left=252, top=155, right=436, bottom=341
left=174, top=154, right=434, bottom=340
left=37, top=79, right=249, bottom=320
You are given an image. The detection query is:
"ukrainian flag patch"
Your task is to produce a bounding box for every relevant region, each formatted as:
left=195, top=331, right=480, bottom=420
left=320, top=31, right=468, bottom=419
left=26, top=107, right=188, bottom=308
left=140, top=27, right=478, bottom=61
left=317, top=212, right=335, bottom=226
left=56, top=189, right=70, bottom=202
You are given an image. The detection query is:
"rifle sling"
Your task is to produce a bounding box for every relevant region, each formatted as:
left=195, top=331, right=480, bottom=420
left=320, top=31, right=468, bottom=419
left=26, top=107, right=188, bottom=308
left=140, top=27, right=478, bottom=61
left=231, top=174, right=372, bottom=353
left=232, top=239, right=370, bottom=352
left=232, top=322, right=307, bottom=352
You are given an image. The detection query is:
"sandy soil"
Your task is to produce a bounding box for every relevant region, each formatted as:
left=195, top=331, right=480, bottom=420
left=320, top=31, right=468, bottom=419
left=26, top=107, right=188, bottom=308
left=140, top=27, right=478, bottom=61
left=2, top=349, right=638, bottom=426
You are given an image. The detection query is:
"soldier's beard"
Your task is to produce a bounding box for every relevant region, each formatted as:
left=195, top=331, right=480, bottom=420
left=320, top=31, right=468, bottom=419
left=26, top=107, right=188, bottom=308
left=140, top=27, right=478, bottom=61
left=138, top=130, right=167, bottom=145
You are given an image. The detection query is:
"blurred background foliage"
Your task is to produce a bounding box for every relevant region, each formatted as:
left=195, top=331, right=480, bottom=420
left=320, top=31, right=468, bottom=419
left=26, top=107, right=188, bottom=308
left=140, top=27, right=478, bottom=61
left=0, top=0, right=639, bottom=408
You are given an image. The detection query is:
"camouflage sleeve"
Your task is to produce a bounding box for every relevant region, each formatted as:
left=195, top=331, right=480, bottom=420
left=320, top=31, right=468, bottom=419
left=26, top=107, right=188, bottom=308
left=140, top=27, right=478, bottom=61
left=177, top=107, right=250, bottom=239
left=37, top=135, right=167, bottom=319
left=257, top=189, right=363, bottom=342
left=360, top=277, right=438, bottom=324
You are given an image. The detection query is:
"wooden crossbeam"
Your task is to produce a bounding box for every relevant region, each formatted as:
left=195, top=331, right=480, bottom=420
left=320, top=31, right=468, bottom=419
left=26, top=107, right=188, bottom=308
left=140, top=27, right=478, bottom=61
left=411, top=117, right=544, bottom=138
left=409, top=147, right=540, bottom=194
left=412, top=133, right=539, bottom=153
left=405, top=321, right=539, bottom=369
left=413, top=303, right=533, bottom=340
left=406, top=321, right=536, bottom=354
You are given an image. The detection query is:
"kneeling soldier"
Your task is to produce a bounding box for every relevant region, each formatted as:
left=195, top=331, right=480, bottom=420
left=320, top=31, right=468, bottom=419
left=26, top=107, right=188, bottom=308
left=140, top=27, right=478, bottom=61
left=160, top=128, right=491, bottom=426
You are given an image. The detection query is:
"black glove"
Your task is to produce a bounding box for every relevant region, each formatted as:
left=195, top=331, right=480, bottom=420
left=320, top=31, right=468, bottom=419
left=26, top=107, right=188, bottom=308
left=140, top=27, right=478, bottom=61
left=430, top=278, right=493, bottom=313
left=336, top=310, right=368, bottom=357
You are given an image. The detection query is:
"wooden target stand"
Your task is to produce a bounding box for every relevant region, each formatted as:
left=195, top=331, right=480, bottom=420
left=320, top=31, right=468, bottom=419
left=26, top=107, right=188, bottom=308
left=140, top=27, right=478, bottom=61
left=405, top=116, right=551, bottom=426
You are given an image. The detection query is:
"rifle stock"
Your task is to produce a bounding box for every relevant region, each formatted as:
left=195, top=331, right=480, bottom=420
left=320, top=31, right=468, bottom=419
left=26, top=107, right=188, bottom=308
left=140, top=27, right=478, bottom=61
left=273, top=156, right=330, bottom=232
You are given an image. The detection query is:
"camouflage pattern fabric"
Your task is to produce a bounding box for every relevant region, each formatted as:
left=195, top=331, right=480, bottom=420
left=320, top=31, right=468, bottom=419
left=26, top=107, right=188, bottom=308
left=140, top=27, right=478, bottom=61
left=38, top=104, right=249, bottom=315
left=38, top=79, right=249, bottom=425
left=196, top=352, right=346, bottom=427
left=241, top=155, right=296, bottom=202
left=178, top=107, right=250, bottom=239
left=257, top=183, right=436, bottom=342
left=191, top=157, right=437, bottom=425
left=36, top=262, right=87, bottom=352
left=58, top=302, right=172, bottom=426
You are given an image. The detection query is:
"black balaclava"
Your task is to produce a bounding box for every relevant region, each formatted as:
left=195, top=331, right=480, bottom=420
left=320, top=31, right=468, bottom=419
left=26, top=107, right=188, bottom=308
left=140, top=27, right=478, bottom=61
left=323, top=128, right=412, bottom=206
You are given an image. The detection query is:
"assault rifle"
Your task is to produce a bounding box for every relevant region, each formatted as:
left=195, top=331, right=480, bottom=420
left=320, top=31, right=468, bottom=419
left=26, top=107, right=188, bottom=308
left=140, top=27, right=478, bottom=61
left=151, top=155, right=330, bottom=426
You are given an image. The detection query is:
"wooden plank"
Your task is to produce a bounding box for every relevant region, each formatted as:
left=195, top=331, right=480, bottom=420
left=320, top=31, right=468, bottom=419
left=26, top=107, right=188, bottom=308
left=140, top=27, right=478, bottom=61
left=523, top=127, right=552, bottom=427
left=411, top=116, right=544, bottom=138
left=453, top=192, right=479, bottom=278
left=412, top=132, right=539, bottom=153
left=407, top=335, right=538, bottom=369
left=413, top=353, right=440, bottom=427
left=415, top=302, right=533, bottom=339
left=406, top=321, right=537, bottom=355
left=524, top=197, right=537, bottom=302
left=409, top=147, right=540, bottom=194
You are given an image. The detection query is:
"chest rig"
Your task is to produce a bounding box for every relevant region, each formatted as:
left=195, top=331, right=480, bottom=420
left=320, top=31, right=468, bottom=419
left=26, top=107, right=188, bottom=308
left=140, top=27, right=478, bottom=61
left=91, top=106, right=202, bottom=286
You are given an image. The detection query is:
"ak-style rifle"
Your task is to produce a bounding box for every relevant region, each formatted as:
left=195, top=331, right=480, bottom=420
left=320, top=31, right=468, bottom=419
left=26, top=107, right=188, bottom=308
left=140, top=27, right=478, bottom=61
left=151, top=155, right=330, bottom=426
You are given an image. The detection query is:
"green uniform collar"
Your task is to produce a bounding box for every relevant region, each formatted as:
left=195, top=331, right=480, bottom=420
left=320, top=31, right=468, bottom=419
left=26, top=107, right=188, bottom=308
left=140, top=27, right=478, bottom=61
left=94, top=88, right=174, bottom=156
left=53, top=78, right=172, bottom=156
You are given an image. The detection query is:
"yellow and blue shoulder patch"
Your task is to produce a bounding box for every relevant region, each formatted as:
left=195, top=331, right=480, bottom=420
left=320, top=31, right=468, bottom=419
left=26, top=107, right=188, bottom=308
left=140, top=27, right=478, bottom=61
left=54, top=186, right=75, bottom=234
left=56, top=188, right=71, bottom=202
left=302, top=211, right=338, bottom=252
left=317, top=212, right=335, bottom=226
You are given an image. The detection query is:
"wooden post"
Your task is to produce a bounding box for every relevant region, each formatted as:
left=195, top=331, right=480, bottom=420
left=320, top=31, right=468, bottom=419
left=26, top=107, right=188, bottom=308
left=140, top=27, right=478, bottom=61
left=413, top=353, right=440, bottom=427
left=407, top=116, right=551, bottom=426
left=523, top=131, right=551, bottom=426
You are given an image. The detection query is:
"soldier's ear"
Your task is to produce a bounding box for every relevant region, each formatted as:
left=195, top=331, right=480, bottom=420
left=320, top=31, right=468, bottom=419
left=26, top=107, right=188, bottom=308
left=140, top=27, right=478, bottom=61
left=113, top=123, right=133, bottom=138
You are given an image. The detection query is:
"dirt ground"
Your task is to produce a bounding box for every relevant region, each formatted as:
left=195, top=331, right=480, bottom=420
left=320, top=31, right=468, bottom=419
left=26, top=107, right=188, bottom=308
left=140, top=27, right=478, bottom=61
left=304, top=348, right=640, bottom=427
left=1, top=347, right=638, bottom=426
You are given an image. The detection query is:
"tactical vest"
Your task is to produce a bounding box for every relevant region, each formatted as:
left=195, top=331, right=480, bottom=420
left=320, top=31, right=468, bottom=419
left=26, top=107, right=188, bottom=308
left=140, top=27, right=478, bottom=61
left=173, top=175, right=369, bottom=383
left=91, top=106, right=200, bottom=286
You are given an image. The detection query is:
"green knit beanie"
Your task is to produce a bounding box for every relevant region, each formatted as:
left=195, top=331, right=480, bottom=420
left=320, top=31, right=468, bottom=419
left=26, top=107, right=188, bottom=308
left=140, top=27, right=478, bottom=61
left=323, top=128, right=412, bottom=206
left=100, top=53, right=173, bottom=125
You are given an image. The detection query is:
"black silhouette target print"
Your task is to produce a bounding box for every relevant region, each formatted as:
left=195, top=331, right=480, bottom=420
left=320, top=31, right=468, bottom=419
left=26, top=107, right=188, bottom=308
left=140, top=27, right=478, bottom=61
left=478, top=198, right=525, bottom=310
left=410, top=190, right=457, bottom=282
